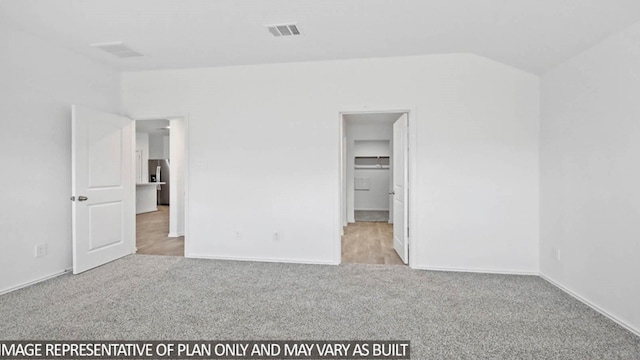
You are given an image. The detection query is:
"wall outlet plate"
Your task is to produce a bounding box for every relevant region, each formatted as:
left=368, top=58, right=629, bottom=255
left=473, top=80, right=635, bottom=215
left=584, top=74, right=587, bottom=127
left=35, top=243, right=47, bottom=258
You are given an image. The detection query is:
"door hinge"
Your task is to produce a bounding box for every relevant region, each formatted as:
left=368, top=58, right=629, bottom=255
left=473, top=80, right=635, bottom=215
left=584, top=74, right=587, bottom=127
left=70, top=196, right=75, bottom=201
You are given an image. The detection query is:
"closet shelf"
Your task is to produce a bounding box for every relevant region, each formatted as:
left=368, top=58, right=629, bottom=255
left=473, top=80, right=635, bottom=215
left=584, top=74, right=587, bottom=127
left=354, top=155, right=390, bottom=168
left=355, top=165, right=390, bottom=169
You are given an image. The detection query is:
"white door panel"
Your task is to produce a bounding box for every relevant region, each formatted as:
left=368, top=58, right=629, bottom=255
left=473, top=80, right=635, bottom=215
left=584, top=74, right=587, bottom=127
left=72, top=105, right=135, bottom=274
left=392, top=114, right=409, bottom=264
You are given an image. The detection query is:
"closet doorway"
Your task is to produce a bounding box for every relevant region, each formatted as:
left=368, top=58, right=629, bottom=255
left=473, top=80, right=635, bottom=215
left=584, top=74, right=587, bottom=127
left=340, top=111, right=409, bottom=265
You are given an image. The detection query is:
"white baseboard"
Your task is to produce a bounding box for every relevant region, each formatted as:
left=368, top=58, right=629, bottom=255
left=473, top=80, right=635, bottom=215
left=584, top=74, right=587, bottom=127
left=0, top=269, right=71, bottom=296
left=540, top=274, right=640, bottom=338
left=168, top=232, right=184, bottom=238
left=136, top=208, right=158, bottom=215
left=411, top=265, right=538, bottom=276
left=185, top=253, right=339, bottom=266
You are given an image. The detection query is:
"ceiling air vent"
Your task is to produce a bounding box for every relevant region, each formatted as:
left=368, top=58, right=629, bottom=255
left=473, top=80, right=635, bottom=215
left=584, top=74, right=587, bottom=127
left=90, top=42, right=143, bottom=58
left=267, top=24, right=301, bottom=37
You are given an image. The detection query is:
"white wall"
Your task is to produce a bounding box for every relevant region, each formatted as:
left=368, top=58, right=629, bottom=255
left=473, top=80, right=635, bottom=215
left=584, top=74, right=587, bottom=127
left=354, top=140, right=390, bottom=211
left=136, top=132, right=150, bottom=182
left=354, top=140, right=391, bottom=157
left=354, top=169, right=390, bottom=211
left=169, top=118, right=186, bottom=237
left=541, top=20, right=640, bottom=334
left=149, top=134, right=169, bottom=159
left=122, top=53, right=539, bottom=272
left=0, top=24, right=121, bottom=293
left=353, top=141, right=391, bottom=212
left=163, top=136, right=170, bottom=159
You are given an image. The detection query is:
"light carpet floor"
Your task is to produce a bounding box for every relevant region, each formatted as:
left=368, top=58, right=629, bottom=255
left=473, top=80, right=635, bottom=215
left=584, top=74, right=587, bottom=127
left=1, top=255, right=638, bottom=359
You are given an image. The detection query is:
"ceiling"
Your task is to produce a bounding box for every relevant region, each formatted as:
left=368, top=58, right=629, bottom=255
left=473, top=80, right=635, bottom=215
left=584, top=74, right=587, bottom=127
left=136, top=119, right=170, bottom=135
left=2, top=0, right=640, bottom=74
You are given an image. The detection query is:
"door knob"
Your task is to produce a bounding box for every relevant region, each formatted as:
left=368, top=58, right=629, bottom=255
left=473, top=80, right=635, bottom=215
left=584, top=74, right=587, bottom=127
left=78, top=196, right=88, bottom=202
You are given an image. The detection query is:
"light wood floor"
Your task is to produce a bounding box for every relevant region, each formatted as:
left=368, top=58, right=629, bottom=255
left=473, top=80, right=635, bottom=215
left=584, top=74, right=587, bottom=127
left=341, top=221, right=405, bottom=265
left=136, top=205, right=184, bottom=256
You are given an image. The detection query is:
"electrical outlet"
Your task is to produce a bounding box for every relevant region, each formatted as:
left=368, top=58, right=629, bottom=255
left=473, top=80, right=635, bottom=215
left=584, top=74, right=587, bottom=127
left=35, top=243, right=47, bottom=258
left=234, top=232, right=242, bottom=241
left=272, top=232, right=280, bottom=241
left=194, top=159, right=209, bottom=171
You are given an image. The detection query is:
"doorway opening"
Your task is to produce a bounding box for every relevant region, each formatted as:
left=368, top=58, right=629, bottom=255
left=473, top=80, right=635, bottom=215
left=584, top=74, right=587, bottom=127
left=340, top=111, right=410, bottom=266
left=134, top=117, right=186, bottom=257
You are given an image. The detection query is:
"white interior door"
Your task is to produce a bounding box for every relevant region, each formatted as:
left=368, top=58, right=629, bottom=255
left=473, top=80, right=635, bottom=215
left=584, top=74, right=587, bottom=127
left=72, top=105, right=135, bottom=274
left=392, top=113, right=409, bottom=264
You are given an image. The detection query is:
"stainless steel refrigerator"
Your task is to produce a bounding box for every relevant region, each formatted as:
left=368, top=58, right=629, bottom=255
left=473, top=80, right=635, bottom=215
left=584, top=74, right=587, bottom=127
left=149, top=159, right=170, bottom=205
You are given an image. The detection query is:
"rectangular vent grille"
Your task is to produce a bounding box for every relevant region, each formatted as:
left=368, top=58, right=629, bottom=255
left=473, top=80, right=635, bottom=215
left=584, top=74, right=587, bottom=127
left=90, top=42, right=143, bottom=58
left=267, top=24, right=301, bottom=37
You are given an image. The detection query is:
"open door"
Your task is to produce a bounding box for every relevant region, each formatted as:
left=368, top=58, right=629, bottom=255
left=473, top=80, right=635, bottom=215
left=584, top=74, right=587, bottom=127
left=72, top=105, right=135, bottom=274
left=392, top=113, right=409, bottom=264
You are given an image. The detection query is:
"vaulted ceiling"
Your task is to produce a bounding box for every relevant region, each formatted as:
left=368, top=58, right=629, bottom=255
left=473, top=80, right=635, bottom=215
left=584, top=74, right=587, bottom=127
left=2, top=0, right=640, bottom=74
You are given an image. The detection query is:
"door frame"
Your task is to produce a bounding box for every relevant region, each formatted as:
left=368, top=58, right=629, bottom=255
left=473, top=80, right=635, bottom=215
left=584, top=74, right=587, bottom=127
left=131, top=113, right=190, bottom=255
left=337, top=107, right=417, bottom=267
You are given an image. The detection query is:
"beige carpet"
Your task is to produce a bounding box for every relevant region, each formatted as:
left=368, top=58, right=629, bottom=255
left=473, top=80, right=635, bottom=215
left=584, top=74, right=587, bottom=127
left=1, top=255, right=638, bottom=359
